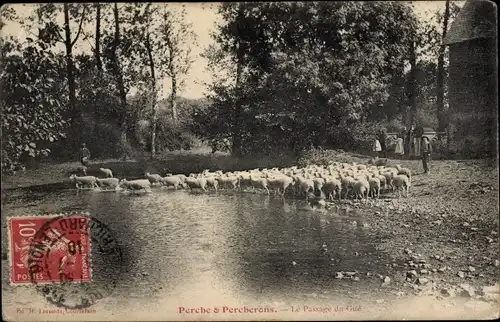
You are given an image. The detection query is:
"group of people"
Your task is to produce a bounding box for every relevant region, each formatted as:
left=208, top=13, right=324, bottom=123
left=373, top=126, right=432, bottom=173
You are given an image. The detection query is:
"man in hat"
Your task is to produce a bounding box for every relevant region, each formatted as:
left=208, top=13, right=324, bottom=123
left=420, top=136, right=432, bottom=174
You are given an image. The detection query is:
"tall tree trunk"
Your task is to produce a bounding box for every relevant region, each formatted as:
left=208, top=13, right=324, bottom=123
left=436, top=0, right=450, bottom=133
left=111, top=3, right=128, bottom=157
left=232, top=46, right=243, bottom=158
left=170, top=75, right=178, bottom=124
left=93, top=3, right=102, bottom=141
left=146, top=32, right=157, bottom=159
left=95, top=3, right=102, bottom=71
left=408, top=39, right=417, bottom=127
left=63, top=3, right=79, bottom=151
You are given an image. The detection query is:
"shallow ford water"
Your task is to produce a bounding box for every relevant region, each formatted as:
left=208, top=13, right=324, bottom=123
left=2, top=187, right=396, bottom=320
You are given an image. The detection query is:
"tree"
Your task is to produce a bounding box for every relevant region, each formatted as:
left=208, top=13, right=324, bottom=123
left=125, top=3, right=196, bottom=158
left=15, top=4, right=90, bottom=149
left=94, top=3, right=102, bottom=70
left=200, top=2, right=421, bottom=155
left=100, top=3, right=148, bottom=158
left=157, top=5, right=197, bottom=125
left=436, top=0, right=451, bottom=133
left=64, top=4, right=89, bottom=149
left=1, top=37, right=67, bottom=172
left=140, top=3, right=159, bottom=159
left=408, top=38, right=418, bottom=127
left=414, top=1, right=462, bottom=131
left=110, top=3, right=128, bottom=156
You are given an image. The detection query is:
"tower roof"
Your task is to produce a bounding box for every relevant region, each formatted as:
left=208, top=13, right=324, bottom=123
left=443, top=0, right=497, bottom=45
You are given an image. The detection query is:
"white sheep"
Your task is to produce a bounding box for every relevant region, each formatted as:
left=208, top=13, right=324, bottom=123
left=119, top=179, right=151, bottom=192
left=380, top=171, right=395, bottom=191
left=238, top=172, right=253, bottom=189
left=224, top=176, right=240, bottom=189
left=297, top=178, right=314, bottom=198
left=340, top=174, right=356, bottom=199
left=395, top=165, right=412, bottom=184
left=353, top=178, right=369, bottom=200
left=368, top=176, right=381, bottom=198
left=99, top=168, right=113, bottom=178
left=205, top=176, right=219, bottom=191
left=70, top=174, right=98, bottom=190
left=323, top=177, right=342, bottom=201
left=249, top=175, right=270, bottom=194
left=376, top=174, right=387, bottom=191
left=145, top=172, right=163, bottom=185
left=266, top=175, right=294, bottom=196
left=185, top=177, right=208, bottom=192
left=313, top=177, right=325, bottom=193
left=161, top=176, right=183, bottom=190
left=96, top=178, right=120, bottom=190
left=391, top=173, right=411, bottom=198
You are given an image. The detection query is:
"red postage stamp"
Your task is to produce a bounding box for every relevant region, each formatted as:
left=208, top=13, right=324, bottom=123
left=8, top=215, right=92, bottom=285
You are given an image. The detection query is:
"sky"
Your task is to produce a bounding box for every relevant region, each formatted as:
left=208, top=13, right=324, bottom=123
left=1, top=2, right=464, bottom=100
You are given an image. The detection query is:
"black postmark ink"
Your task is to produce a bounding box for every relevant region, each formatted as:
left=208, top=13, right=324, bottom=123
left=27, top=212, right=123, bottom=309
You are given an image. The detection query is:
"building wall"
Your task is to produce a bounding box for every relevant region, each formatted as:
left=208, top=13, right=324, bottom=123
left=448, top=37, right=497, bottom=156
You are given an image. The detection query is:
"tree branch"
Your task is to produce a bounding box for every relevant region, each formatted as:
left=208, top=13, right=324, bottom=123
left=71, top=5, right=87, bottom=47
left=54, top=27, right=65, bottom=43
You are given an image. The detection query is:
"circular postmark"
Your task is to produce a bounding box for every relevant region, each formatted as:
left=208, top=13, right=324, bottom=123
left=27, top=213, right=123, bottom=309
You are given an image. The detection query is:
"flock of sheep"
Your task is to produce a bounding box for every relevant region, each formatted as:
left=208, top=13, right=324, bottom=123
left=69, top=162, right=412, bottom=204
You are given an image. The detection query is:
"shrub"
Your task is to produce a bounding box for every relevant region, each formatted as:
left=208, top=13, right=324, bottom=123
left=297, top=147, right=364, bottom=167
left=385, top=118, right=405, bottom=133
left=325, top=120, right=385, bottom=154
left=449, top=136, right=494, bottom=159
left=431, top=136, right=448, bottom=160
left=448, top=111, right=496, bottom=159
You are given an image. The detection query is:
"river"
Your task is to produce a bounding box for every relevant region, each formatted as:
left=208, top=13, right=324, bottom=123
left=2, top=187, right=400, bottom=320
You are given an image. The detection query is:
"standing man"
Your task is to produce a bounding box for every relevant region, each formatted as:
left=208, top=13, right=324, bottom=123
left=421, top=136, right=432, bottom=174
left=80, top=143, right=91, bottom=166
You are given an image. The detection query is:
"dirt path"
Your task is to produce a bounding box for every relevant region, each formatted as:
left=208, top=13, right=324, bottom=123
left=322, top=158, right=499, bottom=313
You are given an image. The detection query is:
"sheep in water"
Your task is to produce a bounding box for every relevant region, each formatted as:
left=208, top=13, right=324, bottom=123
left=266, top=175, right=294, bottom=196
left=185, top=177, right=208, bottom=192
left=119, top=179, right=152, bottom=192
left=99, top=168, right=113, bottom=178
left=249, top=174, right=270, bottom=195
left=204, top=176, right=219, bottom=191
left=96, top=178, right=120, bottom=190
left=217, top=175, right=240, bottom=190
left=322, top=177, right=342, bottom=201
left=156, top=160, right=420, bottom=202
left=295, top=177, right=314, bottom=198
left=70, top=174, right=99, bottom=190
left=145, top=172, right=163, bottom=186
left=161, top=175, right=184, bottom=190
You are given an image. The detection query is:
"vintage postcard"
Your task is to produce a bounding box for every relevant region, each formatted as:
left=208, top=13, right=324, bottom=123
left=1, top=1, right=498, bottom=321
